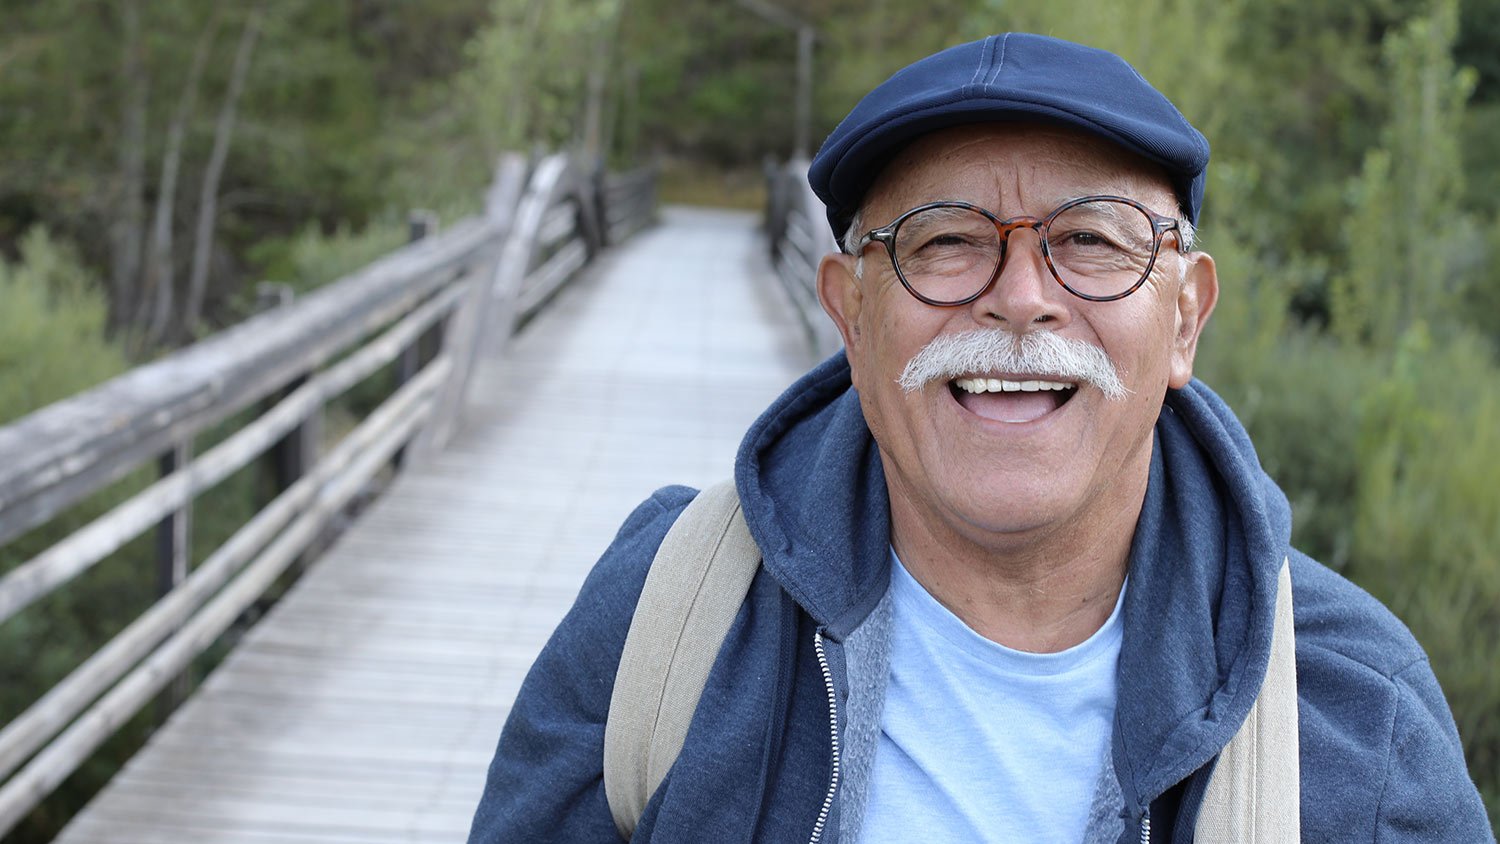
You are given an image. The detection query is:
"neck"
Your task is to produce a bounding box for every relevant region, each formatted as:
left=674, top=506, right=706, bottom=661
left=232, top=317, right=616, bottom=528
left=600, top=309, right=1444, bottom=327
left=887, top=474, right=1146, bottom=654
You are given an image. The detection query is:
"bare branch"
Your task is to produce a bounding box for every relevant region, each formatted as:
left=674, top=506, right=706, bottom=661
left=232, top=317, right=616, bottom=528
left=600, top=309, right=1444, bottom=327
left=185, top=7, right=264, bottom=338
left=107, top=0, right=148, bottom=334
left=134, top=8, right=223, bottom=350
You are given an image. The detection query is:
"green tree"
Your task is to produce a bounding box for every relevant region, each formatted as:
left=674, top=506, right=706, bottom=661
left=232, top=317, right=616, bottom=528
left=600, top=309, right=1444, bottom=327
left=1330, top=0, right=1477, bottom=348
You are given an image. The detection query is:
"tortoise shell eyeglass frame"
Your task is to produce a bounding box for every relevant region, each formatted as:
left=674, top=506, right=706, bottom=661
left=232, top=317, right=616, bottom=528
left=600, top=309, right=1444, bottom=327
left=848, top=196, right=1186, bottom=306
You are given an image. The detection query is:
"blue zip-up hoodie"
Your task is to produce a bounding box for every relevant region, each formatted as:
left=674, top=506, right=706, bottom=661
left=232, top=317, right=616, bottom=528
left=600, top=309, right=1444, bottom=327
left=469, top=353, right=1492, bottom=843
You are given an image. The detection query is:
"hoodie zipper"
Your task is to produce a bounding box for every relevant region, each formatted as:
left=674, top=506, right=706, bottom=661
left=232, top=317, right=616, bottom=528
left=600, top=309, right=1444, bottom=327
left=808, top=631, right=840, bottom=844
left=1139, top=808, right=1151, bottom=843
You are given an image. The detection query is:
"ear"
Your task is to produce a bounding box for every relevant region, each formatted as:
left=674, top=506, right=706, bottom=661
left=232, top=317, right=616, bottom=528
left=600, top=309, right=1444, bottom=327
left=817, top=252, right=866, bottom=357
left=1167, top=251, right=1218, bottom=389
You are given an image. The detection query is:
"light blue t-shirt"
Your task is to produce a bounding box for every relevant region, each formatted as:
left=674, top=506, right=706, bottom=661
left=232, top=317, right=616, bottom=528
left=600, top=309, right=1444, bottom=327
left=858, top=551, right=1125, bottom=844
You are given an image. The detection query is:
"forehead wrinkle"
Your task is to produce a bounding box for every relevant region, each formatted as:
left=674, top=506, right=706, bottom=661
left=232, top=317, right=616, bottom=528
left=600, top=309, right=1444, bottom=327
left=862, top=124, right=1178, bottom=225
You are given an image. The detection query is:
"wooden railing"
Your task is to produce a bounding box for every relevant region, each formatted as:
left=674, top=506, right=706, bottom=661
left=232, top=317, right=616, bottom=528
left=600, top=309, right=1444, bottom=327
left=0, top=152, right=657, bottom=835
left=600, top=164, right=659, bottom=247
left=764, top=157, right=842, bottom=357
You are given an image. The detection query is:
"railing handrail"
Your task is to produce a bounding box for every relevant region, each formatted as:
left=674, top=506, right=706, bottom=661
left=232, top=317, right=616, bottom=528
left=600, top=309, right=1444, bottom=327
left=0, top=151, right=659, bottom=837
left=0, top=214, right=495, bottom=549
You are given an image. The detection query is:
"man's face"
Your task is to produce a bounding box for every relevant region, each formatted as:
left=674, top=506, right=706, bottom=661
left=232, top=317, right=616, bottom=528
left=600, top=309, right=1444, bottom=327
left=817, top=124, right=1218, bottom=557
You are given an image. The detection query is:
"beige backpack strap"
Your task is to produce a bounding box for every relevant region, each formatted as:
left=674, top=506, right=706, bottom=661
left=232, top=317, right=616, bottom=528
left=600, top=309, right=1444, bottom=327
left=1195, top=558, right=1301, bottom=842
left=603, top=480, right=762, bottom=840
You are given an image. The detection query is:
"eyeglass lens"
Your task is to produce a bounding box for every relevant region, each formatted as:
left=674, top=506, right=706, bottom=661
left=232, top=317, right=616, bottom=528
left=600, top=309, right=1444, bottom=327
left=891, top=200, right=1159, bottom=302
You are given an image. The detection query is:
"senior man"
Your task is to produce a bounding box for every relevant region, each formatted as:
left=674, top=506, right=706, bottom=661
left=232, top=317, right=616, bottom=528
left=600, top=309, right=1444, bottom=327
left=468, top=34, right=1492, bottom=843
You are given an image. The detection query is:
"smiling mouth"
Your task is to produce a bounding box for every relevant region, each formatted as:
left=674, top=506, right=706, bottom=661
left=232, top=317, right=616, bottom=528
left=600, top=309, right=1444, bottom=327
left=949, top=377, right=1079, bottom=423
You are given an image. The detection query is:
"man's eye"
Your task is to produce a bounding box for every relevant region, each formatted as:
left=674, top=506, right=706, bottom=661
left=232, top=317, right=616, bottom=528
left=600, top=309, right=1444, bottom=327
left=923, top=233, right=973, bottom=248
left=913, top=231, right=988, bottom=252
left=1058, top=230, right=1115, bottom=249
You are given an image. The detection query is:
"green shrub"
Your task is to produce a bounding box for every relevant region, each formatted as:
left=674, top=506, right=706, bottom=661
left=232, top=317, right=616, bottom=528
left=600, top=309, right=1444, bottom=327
left=1344, top=325, right=1500, bottom=820
left=0, top=228, right=129, bottom=427
left=246, top=216, right=410, bottom=299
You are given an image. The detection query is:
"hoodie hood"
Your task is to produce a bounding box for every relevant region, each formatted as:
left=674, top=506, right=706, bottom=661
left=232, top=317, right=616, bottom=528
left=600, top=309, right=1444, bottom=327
left=735, top=353, right=892, bottom=639
left=1112, top=382, right=1294, bottom=813
left=733, top=350, right=1293, bottom=812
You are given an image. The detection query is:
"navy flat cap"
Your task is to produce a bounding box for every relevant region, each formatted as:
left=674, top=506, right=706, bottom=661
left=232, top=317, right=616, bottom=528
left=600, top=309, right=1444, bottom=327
left=808, top=33, right=1210, bottom=240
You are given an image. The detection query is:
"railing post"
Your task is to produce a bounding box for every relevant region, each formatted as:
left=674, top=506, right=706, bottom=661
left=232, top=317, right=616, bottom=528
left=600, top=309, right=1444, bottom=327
left=270, top=376, right=317, bottom=491
left=154, top=439, right=194, bottom=721
left=412, top=153, right=529, bottom=455
left=394, top=210, right=439, bottom=470
left=254, top=280, right=293, bottom=312
left=154, top=444, right=193, bottom=601
left=258, top=283, right=321, bottom=506
left=764, top=158, right=788, bottom=259
left=396, top=211, right=436, bottom=392
left=589, top=162, right=610, bottom=250
left=489, top=154, right=567, bottom=349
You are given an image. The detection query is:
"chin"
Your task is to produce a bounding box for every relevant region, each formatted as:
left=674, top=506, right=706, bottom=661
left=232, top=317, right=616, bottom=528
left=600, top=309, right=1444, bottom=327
left=943, top=474, right=1086, bottom=540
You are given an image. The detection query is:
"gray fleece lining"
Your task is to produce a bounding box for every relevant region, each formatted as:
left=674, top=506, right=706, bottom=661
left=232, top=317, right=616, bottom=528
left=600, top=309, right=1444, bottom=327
left=1082, top=743, right=1128, bottom=844
left=835, top=588, right=893, bottom=843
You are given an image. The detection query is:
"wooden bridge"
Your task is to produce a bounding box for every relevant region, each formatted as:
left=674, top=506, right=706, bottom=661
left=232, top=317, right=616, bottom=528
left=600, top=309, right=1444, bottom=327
left=0, top=156, right=837, bottom=842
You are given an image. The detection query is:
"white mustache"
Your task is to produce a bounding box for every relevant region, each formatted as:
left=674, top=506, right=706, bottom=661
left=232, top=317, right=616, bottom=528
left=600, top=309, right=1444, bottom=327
left=897, top=329, right=1128, bottom=400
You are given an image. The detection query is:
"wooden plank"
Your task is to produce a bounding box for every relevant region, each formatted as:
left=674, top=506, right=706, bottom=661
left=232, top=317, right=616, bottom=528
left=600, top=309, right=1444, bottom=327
left=60, top=802, right=470, bottom=844
left=160, top=704, right=502, bottom=750
left=103, top=769, right=478, bottom=811
left=130, top=726, right=499, bottom=770
left=117, top=736, right=498, bottom=782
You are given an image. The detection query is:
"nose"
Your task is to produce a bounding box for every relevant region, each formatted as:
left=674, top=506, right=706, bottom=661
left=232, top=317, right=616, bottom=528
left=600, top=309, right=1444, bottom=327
left=967, top=225, right=1072, bottom=330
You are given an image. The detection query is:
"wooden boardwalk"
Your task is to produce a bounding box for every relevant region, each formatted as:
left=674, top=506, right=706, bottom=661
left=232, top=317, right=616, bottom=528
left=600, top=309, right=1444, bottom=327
left=53, top=207, right=815, bottom=844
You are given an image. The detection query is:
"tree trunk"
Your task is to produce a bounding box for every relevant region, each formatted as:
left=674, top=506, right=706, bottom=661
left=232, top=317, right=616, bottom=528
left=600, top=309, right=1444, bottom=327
left=582, top=0, right=627, bottom=162
left=595, top=0, right=631, bottom=164
left=184, top=8, right=263, bottom=340
left=580, top=52, right=607, bottom=160
left=107, top=0, right=148, bottom=336
left=135, top=10, right=222, bottom=351
left=504, top=0, right=547, bottom=150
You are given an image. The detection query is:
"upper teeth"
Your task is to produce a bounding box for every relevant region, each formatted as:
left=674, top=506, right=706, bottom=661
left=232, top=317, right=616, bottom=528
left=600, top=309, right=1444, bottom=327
left=954, top=378, right=1073, bottom=393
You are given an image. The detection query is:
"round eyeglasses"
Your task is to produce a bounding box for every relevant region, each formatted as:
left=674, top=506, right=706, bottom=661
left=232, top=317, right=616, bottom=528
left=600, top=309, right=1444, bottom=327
left=852, top=196, right=1184, bottom=305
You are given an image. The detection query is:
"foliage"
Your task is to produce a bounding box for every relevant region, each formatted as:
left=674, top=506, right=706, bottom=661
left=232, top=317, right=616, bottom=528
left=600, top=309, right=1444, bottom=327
left=246, top=216, right=410, bottom=298
left=1331, top=3, right=1479, bottom=347
left=0, top=228, right=129, bottom=426
left=657, top=163, right=766, bottom=211
left=0, top=0, right=494, bottom=344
